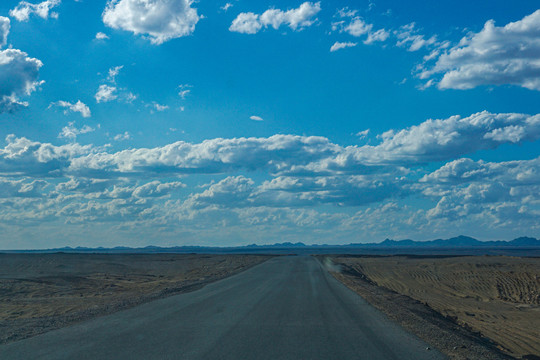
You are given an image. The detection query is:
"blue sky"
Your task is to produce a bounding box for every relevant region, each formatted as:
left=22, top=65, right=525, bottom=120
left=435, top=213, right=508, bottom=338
left=0, top=0, right=539, bottom=249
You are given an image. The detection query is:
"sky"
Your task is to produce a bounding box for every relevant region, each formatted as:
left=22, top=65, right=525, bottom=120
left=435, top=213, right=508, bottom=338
left=0, top=0, right=539, bottom=249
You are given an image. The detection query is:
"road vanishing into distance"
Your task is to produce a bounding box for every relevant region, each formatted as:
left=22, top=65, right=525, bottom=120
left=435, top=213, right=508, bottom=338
left=0, top=256, right=444, bottom=359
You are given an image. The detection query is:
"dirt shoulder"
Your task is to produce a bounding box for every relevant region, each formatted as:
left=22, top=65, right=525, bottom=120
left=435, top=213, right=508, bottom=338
left=319, top=255, right=531, bottom=360
left=0, top=253, right=272, bottom=344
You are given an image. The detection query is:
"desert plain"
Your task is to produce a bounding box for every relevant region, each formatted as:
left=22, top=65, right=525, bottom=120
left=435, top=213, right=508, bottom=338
left=0, top=253, right=270, bottom=344
left=329, top=255, right=540, bottom=359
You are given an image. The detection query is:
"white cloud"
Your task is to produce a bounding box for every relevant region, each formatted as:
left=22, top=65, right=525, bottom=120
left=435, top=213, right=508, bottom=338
left=102, top=0, right=200, bottom=45
left=0, top=48, right=43, bottom=113
left=0, top=17, right=10, bottom=48
left=178, top=84, right=192, bottom=99
left=420, top=9, right=540, bottom=90
left=114, top=132, right=131, bottom=141
left=2, top=111, right=538, bottom=179
left=95, top=32, right=109, bottom=40
left=107, top=65, right=123, bottom=83
left=229, top=2, right=321, bottom=34
left=250, top=115, right=263, bottom=121
left=58, top=122, right=95, bottom=141
left=9, top=0, right=60, bottom=22
left=333, top=12, right=389, bottom=45
left=336, top=7, right=357, bottom=18
left=356, top=129, right=369, bottom=139
left=50, top=100, right=91, bottom=118
left=420, top=157, right=540, bottom=222
left=330, top=41, right=357, bottom=52
left=151, top=102, right=168, bottom=111
left=344, top=18, right=372, bottom=37
left=353, top=111, right=540, bottom=165
left=95, top=84, right=117, bottom=103
left=395, top=23, right=437, bottom=51
left=0, top=178, right=49, bottom=198
left=221, top=3, right=233, bottom=12
left=186, top=176, right=254, bottom=209
left=364, top=28, right=389, bottom=44
left=229, top=12, right=261, bottom=34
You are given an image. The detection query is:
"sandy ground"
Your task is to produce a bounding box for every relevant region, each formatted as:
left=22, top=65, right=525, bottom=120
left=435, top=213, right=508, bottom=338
left=328, top=255, right=539, bottom=359
left=0, top=253, right=271, bottom=344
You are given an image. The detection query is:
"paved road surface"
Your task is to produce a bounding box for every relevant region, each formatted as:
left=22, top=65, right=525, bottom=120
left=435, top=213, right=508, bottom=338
left=0, top=256, right=444, bottom=359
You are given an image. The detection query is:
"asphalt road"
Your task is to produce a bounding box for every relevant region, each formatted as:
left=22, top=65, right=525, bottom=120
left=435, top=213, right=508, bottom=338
left=0, top=256, right=444, bottom=359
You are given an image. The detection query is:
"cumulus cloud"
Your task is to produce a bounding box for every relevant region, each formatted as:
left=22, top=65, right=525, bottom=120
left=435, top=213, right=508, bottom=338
left=114, top=131, right=131, bottom=141
left=95, top=84, right=117, bottom=103
left=415, top=156, right=540, bottom=222
left=0, top=48, right=43, bottom=113
left=229, top=2, right=321, bottom=34
left=58, top=122, right=95, bottom=141
left=357, top=111, right=540, bottom=164
left=0, top=178, right=49, bottom=198
left=250, top=115, right=263, bottom=121
left=50, top=100, right=91, bottom=117
left=420, top=9, right=540, bottom=90
left=102, top=0, right=200, bottom=44
left=95, top=32, right=109, bottom=40
left=1, top=110, right=539, bottom=244
left=356, top=129, right=369, bottom=139
left=186, top=176, right=254, bottom=209
left=2, top=111, right=539, bottom=179
left=9, top=0, right=60, bottom=21
left=330, top=41, right=357, bottom=52
left=0, top=134, right=94, bottom=177
left=332, top=12, right=389, bottom=45
left=364, top=28, right=390, bottom=44
left=221, top=3, right=233, bottom=12
left=0, top=17, right=10, bottom=48
left=107, top=65, right=123, bottom=83
left=254, top=174, right=407, bottom=207
left=395, top=23, right=438, bottom=51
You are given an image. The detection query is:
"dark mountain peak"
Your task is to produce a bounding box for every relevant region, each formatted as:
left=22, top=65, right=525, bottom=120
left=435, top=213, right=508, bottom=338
left=510, top=237, right=540, bottom=246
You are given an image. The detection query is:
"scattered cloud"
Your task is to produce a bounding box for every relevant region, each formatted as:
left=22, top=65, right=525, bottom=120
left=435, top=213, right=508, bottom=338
left=102, top=0, right=200, bottom=44
left=330, top=41, right=357, bottom=52
left=0, top=17, right=10, bottom=48
left=9, top=0, right=60, bottom=22
left=58, top=122, right=95, bottom=141
left=229, top=2, right=321, bottom=34
left=107, top=65, right=123, bottom=83
left=364, top=28, right=389, bottom=44
left=178, top=84, right=192, bottom=99
left=1, top=109, right=539, bottom=245
left=95, top=32, right=109, bottom=40
left=395, top=23, right=438, bottom=51
left=151, top=102, right=169, bottom=112
left=250, top=115, right=263, bottom=121
left=95, top=84, right=117, bottom=103
left=420, top=9, right=540, bottom=91
left=50, top=100, right=91, bottom=118
left=113, top=131, right=131, bottom=141
left=221, top=3, right=233, bottom=12
left=2, top=111, right=536, bottom=180
left=0, top=48, right=43, bottom=113
left=332, top=11, right=389, bottom=45
left=356, top=129, right=369, bottom=139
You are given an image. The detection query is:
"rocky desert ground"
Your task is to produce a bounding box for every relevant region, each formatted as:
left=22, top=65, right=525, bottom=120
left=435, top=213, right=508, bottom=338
left=328, top=255, right=539, bottom=359
left=0, top=253, right=271, bottom=344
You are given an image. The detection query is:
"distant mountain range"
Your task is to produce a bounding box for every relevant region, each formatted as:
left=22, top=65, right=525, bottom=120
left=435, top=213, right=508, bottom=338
left=3, top=235, right=539, bottom=253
